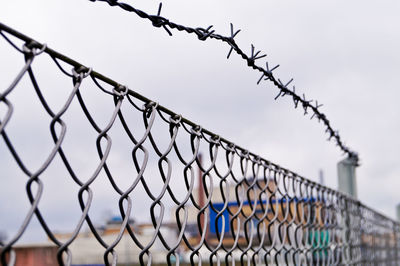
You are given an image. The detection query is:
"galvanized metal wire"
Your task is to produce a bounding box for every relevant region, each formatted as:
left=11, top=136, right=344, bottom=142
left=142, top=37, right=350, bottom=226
left=0, top=22, right=399, bottom=266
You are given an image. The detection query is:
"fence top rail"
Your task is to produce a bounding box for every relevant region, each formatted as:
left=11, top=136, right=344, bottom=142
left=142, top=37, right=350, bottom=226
left=0, top=21, right=396, bottom=226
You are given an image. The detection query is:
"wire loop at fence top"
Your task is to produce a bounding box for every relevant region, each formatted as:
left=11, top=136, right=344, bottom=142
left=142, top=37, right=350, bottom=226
left=1, top=22, right=399, bottom=266
left=89, top=0, right=359, bottom=163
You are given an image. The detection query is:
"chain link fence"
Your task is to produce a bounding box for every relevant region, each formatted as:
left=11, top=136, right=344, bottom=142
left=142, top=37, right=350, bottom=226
left=1, top=21, right=399, bottom=266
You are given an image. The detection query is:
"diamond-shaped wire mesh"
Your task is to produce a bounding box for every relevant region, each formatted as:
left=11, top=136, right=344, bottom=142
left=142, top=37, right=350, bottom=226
left=0, top=22, right=399, bottom=266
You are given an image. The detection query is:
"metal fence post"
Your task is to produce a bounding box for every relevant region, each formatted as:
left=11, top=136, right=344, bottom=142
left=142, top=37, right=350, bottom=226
left=393, top=221, right=398, bottom=264
left=393, top=206, right=400, bottom=266
left=337, top=157, right=358, bottom=265
left=337, top=157, right=358, bottom=198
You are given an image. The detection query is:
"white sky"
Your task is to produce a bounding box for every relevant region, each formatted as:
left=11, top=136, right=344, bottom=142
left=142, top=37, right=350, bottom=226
left=1, top=0, right=400, bottom=243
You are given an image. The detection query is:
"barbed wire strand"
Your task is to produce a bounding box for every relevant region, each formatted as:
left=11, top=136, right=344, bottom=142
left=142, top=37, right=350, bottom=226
left=88, top=0, right=359, bottom=163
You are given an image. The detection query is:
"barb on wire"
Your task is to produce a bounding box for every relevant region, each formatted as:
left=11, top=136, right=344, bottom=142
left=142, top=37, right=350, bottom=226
left=226, top=23, right=241, bottom=59
left=150, top=3, right=172, bottom=36
left=88, top=0, right=359, bottom=162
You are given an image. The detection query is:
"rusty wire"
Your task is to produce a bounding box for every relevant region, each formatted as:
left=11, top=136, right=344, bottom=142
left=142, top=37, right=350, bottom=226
left=0, top=22, right=398, bottom=266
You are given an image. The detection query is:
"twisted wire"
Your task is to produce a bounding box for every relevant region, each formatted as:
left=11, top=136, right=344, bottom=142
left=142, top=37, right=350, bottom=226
left=89, top=0, right=359, bottom=163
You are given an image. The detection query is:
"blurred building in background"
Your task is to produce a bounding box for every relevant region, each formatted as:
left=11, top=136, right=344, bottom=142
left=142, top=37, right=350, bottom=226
left=1, top=243, right=58, bottom=266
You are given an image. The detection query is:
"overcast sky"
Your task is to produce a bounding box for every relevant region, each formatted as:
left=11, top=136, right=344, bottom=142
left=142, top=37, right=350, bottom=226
left=1, top=0, right=400, bottom=243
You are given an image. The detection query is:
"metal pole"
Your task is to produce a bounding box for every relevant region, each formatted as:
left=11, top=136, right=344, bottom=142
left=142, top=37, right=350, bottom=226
left=392, top=221, right=398, bottom=264
left=396, top=204, right=400, bottom=222
left=337, top=157, right=358, bottom=198
left=395, top=205, right=400, bottom=264
left=337, top=157, right=358, bottom=265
